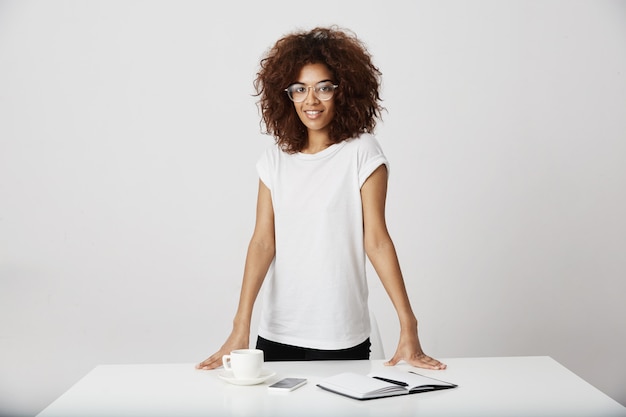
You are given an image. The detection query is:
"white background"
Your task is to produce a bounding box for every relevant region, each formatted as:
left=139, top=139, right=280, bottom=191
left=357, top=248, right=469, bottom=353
left=1, top=1, right=625, bottom=416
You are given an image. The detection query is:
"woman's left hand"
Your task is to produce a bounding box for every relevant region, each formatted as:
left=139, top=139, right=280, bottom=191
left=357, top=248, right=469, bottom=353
left=384, top=327, right=447, bottom=370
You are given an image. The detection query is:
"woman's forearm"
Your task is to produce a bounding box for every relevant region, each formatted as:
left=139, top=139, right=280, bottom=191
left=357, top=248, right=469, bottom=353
left=365, top=236, right=417, bottom=329
left=232, top=236, right=275, bottom=329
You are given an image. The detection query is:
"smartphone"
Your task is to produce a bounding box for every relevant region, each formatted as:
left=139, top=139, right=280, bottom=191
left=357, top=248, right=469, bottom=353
left=268, top=377, right=307, bottom=392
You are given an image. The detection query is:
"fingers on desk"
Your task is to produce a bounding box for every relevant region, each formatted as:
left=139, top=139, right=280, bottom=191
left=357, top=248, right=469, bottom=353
left=385, top=354, right=447, bottom=370
left=196, top=355, right=223, bottom=370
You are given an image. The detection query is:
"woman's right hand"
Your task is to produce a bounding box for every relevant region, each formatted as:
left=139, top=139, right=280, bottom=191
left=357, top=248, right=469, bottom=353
left=195, top=328, right=250, bottom=370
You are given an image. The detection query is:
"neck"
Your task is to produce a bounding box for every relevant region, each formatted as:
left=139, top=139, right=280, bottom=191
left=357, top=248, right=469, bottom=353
left=301, top=131, right=332, bottom=154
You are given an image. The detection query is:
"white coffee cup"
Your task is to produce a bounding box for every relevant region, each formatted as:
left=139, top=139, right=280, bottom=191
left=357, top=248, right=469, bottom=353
left=222, top=349, right=264, bottom=379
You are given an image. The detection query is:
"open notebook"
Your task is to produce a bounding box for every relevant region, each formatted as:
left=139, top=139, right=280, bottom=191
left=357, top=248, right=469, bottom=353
left=317, top=368, right=457, bottom=400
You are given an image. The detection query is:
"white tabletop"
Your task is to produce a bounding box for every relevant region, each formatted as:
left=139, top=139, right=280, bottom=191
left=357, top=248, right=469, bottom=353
left=37, top=356, right=626, bottom=417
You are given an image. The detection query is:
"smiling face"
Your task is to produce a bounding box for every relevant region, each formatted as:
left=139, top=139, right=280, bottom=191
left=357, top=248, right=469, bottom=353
left=291, top=63, right=336, bottom=142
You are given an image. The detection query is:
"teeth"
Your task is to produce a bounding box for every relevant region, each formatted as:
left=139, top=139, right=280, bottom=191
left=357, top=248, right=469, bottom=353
left=305, top=110, right=321, bottom=115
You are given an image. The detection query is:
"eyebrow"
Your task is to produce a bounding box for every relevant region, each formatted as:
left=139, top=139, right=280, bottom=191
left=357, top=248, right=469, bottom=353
left=292, top=79, right=334, bottom=86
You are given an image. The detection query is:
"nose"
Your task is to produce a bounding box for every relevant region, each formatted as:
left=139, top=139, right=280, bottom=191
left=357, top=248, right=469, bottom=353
left=304, top=86, right=319, bottom=104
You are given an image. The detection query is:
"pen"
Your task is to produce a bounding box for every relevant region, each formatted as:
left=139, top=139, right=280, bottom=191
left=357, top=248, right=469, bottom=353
left=372, top=376, right=409, bottom=387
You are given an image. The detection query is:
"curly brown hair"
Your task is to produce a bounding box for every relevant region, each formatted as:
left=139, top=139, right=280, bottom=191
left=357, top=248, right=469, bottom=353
left=254, top=26, right=384, bottom=153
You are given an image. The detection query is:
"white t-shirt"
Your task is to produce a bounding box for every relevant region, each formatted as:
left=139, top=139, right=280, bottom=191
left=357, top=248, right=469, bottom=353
left=255, top=133, right=389, bottom=350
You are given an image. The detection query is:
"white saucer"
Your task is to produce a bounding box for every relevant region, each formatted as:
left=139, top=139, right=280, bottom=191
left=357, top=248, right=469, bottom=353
left=218, top=368, right=276, bottom=386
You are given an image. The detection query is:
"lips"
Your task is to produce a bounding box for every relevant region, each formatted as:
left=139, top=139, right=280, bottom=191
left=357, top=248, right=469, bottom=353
left=304, top=110, right=322, bottom=119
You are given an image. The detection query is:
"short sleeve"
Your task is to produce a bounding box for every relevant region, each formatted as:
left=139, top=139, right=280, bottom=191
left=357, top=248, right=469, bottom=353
left=256, top=145, right=276, bottom=190
left=357, top=134, right=389, bottom=187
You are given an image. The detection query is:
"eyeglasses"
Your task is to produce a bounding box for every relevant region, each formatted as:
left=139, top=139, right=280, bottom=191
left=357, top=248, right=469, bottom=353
left=284, top=81, right=339, bottom=103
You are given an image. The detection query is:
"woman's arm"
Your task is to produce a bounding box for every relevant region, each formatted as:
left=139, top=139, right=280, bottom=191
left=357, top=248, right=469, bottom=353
left=196, top=180, right=276, bottom=370
left=361, top=164, right=446, bottom=370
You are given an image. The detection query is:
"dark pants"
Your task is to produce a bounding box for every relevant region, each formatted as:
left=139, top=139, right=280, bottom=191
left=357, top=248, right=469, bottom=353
left=256, top=336, right=371, bottom=361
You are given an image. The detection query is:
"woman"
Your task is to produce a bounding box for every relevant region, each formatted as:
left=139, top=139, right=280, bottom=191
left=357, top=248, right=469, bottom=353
left=197, top=26, right=445, bottom=370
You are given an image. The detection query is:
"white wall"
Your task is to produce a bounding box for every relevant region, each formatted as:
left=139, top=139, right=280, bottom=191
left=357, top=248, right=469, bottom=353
left=1, top=1, right=625, bottom=416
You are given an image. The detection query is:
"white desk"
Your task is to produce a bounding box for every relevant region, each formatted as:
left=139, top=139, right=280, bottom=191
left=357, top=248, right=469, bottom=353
left=37, top=356, right=625, bottom=417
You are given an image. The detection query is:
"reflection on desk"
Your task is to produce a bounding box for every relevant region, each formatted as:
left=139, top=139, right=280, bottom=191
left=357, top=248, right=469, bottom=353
left=37, top=357, right=626, bottom=417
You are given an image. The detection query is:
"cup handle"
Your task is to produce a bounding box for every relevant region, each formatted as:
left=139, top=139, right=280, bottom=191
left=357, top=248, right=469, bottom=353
left=222, top=355, right=231, bottom=370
